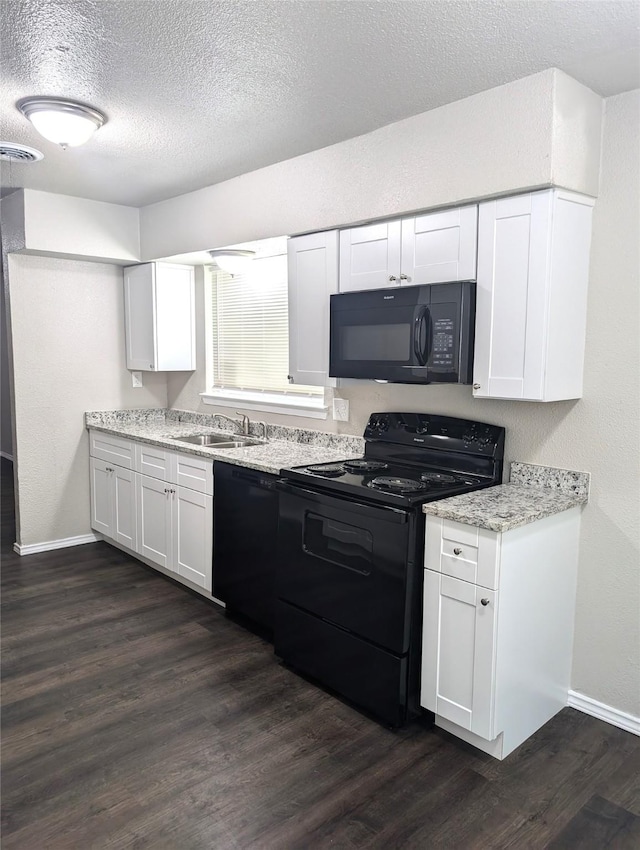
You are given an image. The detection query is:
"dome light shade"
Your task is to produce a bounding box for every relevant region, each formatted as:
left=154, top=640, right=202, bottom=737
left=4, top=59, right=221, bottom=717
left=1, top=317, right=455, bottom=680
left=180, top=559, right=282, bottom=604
left=17, top=97, right=106, bottom=148
left=208, top=249, right=256, bottom=275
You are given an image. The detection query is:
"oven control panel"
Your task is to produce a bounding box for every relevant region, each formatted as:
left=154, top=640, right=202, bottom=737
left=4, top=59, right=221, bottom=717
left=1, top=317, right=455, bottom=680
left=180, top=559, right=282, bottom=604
left=365, top=413, right=505, bottom=457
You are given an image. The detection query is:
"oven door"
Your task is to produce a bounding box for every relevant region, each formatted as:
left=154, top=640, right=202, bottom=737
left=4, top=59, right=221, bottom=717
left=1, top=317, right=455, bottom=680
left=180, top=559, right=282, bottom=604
left=276, top=482, right=417, bottom=655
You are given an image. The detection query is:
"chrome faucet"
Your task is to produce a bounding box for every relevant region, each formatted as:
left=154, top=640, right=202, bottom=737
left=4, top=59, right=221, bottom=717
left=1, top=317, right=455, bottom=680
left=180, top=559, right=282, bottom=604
left=215, top=411, right=250, bottom=436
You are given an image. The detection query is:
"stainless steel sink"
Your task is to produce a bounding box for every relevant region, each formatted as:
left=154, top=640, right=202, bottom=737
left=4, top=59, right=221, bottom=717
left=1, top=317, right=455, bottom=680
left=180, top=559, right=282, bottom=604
left=170, top=434, right=265, bottom=448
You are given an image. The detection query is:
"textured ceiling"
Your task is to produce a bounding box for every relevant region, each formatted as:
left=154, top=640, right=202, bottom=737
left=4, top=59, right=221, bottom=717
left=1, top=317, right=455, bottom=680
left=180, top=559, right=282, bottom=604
left=1, top=0, right=639, bottom=207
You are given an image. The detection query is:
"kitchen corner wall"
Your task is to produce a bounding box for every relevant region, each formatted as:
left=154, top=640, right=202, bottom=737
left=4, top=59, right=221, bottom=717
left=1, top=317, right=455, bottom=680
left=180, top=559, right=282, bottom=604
left=8, top=255, right=167, bottom=547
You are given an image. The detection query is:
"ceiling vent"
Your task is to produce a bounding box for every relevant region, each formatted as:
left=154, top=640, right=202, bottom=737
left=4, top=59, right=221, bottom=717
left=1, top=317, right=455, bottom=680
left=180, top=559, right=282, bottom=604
left=0, top=142, right=44, bottom=162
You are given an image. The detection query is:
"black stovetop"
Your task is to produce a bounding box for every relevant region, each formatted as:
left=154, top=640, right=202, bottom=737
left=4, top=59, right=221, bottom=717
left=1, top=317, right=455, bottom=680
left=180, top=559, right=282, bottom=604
left=280, top=412, right=505, bottom=508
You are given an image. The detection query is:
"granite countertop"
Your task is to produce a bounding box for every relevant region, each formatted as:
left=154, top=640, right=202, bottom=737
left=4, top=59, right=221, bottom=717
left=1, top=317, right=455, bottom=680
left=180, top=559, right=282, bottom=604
left=85, top=408, right=363, bottom=475
left=422, top=462, right=590, bottom=533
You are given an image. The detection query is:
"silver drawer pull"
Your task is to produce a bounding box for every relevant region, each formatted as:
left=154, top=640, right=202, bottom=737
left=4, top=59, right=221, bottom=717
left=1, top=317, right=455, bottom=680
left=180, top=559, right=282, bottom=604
left=481, top=598, right=490, bottom=607
left=453, top=547, right=462, bottom=555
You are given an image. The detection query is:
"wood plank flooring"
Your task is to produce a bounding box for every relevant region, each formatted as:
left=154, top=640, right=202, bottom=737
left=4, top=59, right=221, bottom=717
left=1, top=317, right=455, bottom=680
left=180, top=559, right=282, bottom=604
left=1, top=457, right=639, bottom=848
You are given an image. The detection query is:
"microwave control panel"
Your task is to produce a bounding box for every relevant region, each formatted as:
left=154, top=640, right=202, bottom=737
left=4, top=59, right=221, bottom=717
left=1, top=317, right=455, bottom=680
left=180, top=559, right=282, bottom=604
left=431, top=317, right=455, bottom=369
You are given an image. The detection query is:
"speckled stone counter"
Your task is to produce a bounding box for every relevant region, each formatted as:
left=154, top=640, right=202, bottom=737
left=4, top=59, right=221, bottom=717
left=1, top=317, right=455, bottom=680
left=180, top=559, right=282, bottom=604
left=422, top=463, right=590, bottom=533
left=85, top=408, right=364, bottom=475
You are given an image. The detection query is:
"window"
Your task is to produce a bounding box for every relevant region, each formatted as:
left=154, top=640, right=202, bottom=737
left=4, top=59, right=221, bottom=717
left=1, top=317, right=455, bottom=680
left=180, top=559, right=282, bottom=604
left=202, top=251, right=326, bottom=416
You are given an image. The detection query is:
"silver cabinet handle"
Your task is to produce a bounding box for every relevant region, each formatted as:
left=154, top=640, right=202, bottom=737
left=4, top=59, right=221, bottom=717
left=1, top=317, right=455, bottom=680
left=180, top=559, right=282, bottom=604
left=453, top=547, right=462, bottom=555
left=481, top=598, right=490, bottom=606
left=287, top=375, right=294, bottom=384
left=388, top=275, right=397, bottom=282
left=473, top=383, right=481, bottom=390
left=399, top=274, right=410, bottom=282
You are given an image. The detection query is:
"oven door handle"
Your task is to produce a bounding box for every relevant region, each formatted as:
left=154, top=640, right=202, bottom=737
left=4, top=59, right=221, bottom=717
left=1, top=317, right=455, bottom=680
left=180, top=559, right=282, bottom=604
left=276, top=480, right=409, bottom=524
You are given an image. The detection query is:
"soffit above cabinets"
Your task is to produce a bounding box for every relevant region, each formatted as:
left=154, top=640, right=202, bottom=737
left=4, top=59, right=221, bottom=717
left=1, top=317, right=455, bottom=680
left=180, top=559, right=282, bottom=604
left=1, top=0, right=638, bottom=207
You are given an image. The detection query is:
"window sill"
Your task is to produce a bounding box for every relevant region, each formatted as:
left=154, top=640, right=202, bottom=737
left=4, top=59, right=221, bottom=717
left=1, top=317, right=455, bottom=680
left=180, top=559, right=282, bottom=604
left=200, top=389, right=328, bottom=420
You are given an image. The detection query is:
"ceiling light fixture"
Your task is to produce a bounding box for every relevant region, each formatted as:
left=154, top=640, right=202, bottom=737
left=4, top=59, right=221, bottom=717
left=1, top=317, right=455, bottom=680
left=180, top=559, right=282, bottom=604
left=17, top=97, right=107, bottom=149
left=208, top=249, right=256, bottom=275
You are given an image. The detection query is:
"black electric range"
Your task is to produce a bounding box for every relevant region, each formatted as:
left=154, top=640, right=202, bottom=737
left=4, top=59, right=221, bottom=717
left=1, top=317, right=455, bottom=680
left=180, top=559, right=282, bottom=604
left=275, top=412, right=505, bottom=727
left=281, top=411, right=505, bottom=507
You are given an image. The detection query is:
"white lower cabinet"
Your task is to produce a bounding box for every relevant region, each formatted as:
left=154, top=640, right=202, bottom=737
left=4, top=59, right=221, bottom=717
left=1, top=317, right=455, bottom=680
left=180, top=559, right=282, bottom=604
left=137, top=473, right=173, bottom=570
left=421, top=512, right=581, bottom=760
left=136, top=475, right=213, bottom=589
left=89, top=430, right=213, bottom=595
left=173, top=486, right=213, bottom=588
left=423, top=571, right=497, bottom=740
left=90, top=457, right=137, bottom=551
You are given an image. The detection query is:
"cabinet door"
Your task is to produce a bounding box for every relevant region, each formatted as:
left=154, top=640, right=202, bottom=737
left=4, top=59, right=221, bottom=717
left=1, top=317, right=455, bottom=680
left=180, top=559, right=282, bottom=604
left=124, top=263, right=157, bottom=370
left=154, top=264, right=196, bottom=371
left=422, top=571, right=498, bottom=740
left=288, top=231, right=338, bottom=386
left=136, top=474, right=173, bottom=570
left=90, top=457, right=113, bottom=538
left=401, top=206, right=477, bottom=285
left=339, top=220, right=401, bottom=292
left=113, top=467, right=137, bottom=550
left=473, top=192, right=552, bottom=400
left=474, top=190, right=593, bottom=402
left=173, top=487, right=213, bottom=590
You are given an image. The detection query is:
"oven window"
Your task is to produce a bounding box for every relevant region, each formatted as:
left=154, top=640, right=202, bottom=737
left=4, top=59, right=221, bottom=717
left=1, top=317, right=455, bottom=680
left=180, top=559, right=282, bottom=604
left=303, top=512, right=374, bottom=574
left=340, top=323, right=411, bottom=361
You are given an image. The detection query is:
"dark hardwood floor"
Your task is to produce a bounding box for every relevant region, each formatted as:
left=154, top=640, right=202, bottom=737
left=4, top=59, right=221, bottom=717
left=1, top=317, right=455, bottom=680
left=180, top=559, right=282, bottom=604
left=1, top=456, right=638, bottom=848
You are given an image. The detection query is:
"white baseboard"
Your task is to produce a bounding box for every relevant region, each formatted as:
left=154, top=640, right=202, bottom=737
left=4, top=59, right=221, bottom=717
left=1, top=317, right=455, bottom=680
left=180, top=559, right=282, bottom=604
left=13, top=533, right=102, bottom=556
left=0, top=450, right=14, bottom=462
left=568, top=689, right=640, bottom=736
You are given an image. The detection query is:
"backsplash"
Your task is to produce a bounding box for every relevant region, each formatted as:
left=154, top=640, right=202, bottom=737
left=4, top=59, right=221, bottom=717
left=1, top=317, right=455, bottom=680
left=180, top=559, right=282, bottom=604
left=510, top=462, right=590, bottom=499
left=85, top=408, right=365, bottom=454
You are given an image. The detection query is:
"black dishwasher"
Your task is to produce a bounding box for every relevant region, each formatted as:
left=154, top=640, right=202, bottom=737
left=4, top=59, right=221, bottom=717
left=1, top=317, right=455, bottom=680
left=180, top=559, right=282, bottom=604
left=212, top=461, right=279, bottom=635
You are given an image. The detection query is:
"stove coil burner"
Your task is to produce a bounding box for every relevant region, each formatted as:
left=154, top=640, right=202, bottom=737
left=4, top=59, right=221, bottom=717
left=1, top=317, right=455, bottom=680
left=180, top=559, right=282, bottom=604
left=307, top=463, right=345, bottom=478
left=420, top=472, right=457, bottom=485
left=342, top=459, right=389, bottom=473
left=368, top=476, right=426, bottom=494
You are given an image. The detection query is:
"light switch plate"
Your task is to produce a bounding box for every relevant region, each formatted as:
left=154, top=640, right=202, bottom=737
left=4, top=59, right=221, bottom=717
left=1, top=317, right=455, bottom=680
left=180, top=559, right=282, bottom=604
left=131, top=371, right=143, bottom=388
left=332, top=398, right=349, bottom=422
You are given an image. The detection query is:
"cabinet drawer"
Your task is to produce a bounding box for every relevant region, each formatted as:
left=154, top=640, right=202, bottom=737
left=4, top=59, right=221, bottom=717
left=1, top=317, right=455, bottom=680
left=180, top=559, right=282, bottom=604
left=425, top=515, right=500, bottom=590
left=174, top=452, right=213, bottom=495
left=90, top=431, right=135, bottom=469
left=136, top=443, right=172, bottom=480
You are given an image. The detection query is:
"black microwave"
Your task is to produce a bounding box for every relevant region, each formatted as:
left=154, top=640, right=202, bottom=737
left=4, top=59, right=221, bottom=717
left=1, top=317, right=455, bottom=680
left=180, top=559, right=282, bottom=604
left=329, top=281, right=476, bottom=384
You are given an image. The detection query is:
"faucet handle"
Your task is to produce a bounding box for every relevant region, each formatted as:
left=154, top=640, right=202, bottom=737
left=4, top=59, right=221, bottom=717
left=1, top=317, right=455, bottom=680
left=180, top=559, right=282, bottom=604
left=235, top=411, right=250, bottom=435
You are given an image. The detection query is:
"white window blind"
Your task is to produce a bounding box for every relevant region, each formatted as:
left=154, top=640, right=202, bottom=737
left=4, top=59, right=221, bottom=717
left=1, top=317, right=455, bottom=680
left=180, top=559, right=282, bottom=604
left=208, top=256, right=322, bottom=396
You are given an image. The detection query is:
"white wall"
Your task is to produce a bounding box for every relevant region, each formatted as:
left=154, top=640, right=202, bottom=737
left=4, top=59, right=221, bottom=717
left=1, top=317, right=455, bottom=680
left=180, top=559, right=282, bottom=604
left=8, top=255, right=167, bottom=547
left=1, top=237, right=13, bottom=458
left=142, top=69, right=602, bottom=259
left=23, top=189, right=140, bottom=262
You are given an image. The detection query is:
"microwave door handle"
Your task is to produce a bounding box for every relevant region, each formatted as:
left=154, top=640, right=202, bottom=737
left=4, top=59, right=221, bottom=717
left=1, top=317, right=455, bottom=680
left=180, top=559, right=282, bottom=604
left=414, top=306, right=430, bottom=366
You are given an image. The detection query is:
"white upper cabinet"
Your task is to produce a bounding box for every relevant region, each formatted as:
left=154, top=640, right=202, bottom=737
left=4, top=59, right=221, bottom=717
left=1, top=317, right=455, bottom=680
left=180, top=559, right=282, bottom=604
left=473, top=189, right=594, bottom=401
left=124, top=262, right=196, bottom=371
left=339, top=207, right=478, bottom=292
left=401, top=206, right=478, bottom=285
left=288, top=230, right=339, bottom=386
left=339, top=220, right=402, bottom=291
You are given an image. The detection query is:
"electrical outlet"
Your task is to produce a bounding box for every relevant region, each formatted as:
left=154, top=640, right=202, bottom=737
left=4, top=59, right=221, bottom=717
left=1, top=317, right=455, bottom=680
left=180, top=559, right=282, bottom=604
left=131, top=371, right=143, bottom=388
left=332, top=398, right=349, bottom=422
